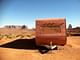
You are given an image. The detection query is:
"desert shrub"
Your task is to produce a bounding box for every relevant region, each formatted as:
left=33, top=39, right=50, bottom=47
left=26, top=34, right=31, bottom=37
left=10, top=34, right=16, bottom=38
left=16, top=35, right=24, bottom=39
left=1, top=34, right=8, bottom=39
left=3, top=34, right=11, bottom=39
left=2, top=34, right=16, bottom=39
left=0, top=34, right=4, bottom=40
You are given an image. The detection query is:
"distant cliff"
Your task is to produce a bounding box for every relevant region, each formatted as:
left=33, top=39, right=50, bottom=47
left=67, top=27, right=80, bottom=36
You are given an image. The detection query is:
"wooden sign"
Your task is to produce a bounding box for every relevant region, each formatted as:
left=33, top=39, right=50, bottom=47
left=36, top=18, right=67, bottom=46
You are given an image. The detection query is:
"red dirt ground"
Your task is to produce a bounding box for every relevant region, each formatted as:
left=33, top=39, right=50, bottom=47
left=0, top=36, right=80, bottom=60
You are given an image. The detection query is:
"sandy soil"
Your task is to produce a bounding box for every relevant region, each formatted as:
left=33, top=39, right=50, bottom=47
left=0, top=36, right=80, bottom=60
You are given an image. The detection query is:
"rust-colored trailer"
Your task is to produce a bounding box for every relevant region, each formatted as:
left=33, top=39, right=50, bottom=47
left=36, top=18, right=67, bottom=46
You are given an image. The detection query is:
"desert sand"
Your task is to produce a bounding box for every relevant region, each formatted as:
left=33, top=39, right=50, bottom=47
left=0, top=36, right=80, bottom=60
left=0, top=28, right=80, bottom=60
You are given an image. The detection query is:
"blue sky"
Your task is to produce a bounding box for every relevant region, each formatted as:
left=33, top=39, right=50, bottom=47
left=0, top=0, right=80, bottom=28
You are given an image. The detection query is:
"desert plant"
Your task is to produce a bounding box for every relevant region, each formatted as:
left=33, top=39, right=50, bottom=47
left=16, top=35, right=24, bottom=39
left=0, top=34, right=4, bottom=40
